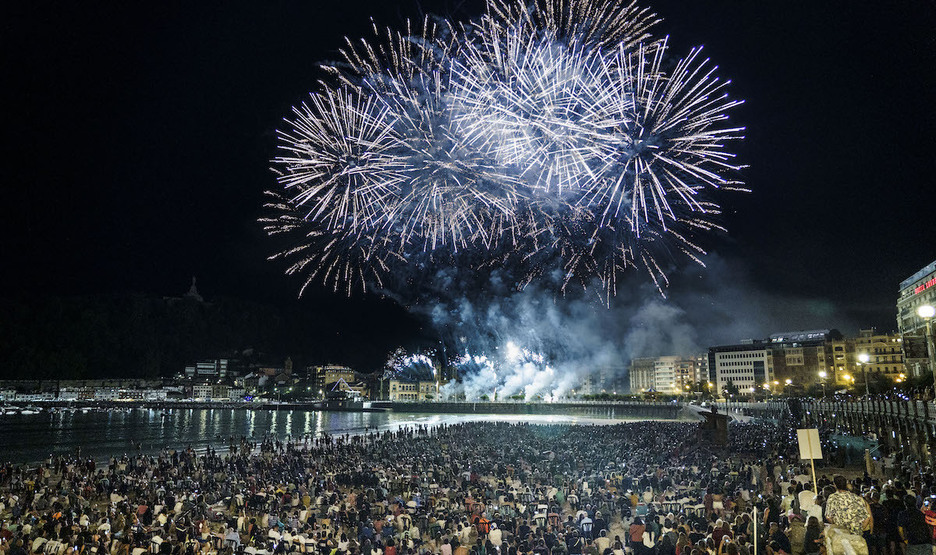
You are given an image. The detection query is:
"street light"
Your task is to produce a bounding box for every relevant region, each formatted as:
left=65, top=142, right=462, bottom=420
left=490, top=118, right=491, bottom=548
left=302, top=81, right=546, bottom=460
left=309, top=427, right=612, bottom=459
left=818, top=371, right=827, bottom=398
left=857, top=353, right=870, bottom=396
left=917, top=304, right=936, bottom=396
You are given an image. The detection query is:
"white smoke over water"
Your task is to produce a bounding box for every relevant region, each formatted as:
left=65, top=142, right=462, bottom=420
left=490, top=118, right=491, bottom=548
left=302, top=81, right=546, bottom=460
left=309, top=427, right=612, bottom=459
left=396, top=254, right=859, bottom=399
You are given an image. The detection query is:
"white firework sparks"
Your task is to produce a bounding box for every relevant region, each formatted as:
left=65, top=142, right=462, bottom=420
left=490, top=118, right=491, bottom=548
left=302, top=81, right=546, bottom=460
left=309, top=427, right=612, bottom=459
left=582, top=38, right=747, bottom=231
left=451, top=26, right=620, bottom=197
left=265, top=0, right=746, bottom=301
left=486, top=0, right=661, bottom=51
left=442, top=341, right=578, bottom=401
left=273, top=87, right=405, bottom=233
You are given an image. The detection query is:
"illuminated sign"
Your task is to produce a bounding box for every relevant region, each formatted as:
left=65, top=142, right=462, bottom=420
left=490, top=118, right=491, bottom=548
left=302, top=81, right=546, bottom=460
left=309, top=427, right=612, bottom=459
left=915, top=277, right=936, bottom=295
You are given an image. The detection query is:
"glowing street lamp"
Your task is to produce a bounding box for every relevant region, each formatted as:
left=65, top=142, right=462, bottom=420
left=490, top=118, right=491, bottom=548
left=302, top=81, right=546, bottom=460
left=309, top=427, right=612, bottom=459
left=917, top=304, right=936, bottom=395
left=857, top=353, right=870, bottom=396
left=818, top=371, right=827, bottom=398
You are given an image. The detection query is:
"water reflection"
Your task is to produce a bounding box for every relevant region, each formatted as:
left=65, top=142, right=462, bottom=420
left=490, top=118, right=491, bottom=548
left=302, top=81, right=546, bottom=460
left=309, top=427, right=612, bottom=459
left=0, top=408, right=635, bottom=464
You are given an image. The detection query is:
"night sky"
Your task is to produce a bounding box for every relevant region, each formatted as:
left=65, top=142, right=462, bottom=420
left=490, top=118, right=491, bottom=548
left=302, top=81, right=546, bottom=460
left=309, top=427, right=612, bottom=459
left=4, top=0, right=935, bottom=351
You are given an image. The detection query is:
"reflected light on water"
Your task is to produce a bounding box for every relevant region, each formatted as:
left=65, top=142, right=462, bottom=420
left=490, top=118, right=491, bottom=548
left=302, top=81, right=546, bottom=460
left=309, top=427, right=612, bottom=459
left=0, top=408, right=644, bottom=464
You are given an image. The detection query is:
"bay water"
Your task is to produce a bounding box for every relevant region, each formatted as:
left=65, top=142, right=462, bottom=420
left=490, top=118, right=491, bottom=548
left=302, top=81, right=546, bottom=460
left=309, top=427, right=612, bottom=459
left=0, top=408, right=642, bottom=465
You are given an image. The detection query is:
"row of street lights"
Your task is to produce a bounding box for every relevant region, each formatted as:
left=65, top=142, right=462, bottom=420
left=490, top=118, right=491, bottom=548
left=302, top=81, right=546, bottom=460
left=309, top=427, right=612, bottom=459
left=819, top=350, right=899, bottom=398
left=700, top=304, right=936, bottom=400
left=829, top=305, right=935, bottom=397
left=811, top=304, right=936, bottom=398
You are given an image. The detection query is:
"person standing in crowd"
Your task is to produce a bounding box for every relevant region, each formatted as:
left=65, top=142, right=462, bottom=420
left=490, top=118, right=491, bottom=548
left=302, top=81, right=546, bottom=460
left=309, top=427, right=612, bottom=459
left=921, top=497, right=936, bottom=546
left=826, top=477, right=871, bottom=535
left=825, top=476, right=871, bottom=555
left=786, top=514, right=806, bottom=555
left=1, top=421, right=934, bottom=555
left=896, top=495, right=931, bottom=555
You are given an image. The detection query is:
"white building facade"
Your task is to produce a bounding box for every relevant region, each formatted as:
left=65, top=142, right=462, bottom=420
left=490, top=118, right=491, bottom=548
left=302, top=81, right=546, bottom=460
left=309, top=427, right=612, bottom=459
left=388, top=379, right=438, bottom=401
left=708, top=343, right=772, bottom=394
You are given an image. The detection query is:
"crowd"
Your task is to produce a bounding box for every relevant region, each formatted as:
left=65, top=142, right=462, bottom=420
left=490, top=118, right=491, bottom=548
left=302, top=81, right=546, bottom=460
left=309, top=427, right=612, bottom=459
left=0, top=419, right=933, bottom=555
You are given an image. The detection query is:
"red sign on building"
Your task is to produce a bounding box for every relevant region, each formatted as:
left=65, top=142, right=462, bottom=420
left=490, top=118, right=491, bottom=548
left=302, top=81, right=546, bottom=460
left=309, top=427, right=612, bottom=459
left=914, top=277, right=936, bottom=294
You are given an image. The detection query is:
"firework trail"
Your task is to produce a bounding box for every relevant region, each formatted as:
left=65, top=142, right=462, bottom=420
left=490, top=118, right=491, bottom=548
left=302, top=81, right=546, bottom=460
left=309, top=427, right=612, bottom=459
left=263, top=0, right=745, bottom=301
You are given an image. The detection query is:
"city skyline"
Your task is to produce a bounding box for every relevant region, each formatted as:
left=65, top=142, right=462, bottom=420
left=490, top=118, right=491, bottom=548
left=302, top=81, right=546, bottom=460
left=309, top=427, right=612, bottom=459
left=3, top=0, right=935, bottom=366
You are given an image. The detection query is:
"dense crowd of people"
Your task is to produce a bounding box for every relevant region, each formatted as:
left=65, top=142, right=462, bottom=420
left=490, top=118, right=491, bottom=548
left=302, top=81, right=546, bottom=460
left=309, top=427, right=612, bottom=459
left=0, top=420, right=933, bottom=555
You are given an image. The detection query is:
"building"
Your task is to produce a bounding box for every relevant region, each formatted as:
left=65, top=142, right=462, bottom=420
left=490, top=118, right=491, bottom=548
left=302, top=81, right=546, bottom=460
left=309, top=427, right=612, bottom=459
left=308, top=365, right=356, bottom=395
left=628, top=356, right=704, bottom=394
left=628, top=358, right=656, bottom=394
left=897, top=259, right=936, bottom=377
left=57, top=387, right=95, bottom=401
left=193, top=384, right=213, bottom=400
left=139, top=388, right=169, bottom=401
left=653, top=356, right=703, bottom=393
left=184, top=359, right=229, bottom=379
left=94, top=388, right=120, bottom=401
left=15, top=393, right=55, bottom=402
left=853, top=329, right=906, bottom=384
left=767, top=330, right=841, bottom=390
left=575, top=374, right=597, bottom=396
left=388, top=379, right=438, bottom=401
left=708, top=341, right=771, bottom=395
left=591, top=366, right=629, bottom=395
left=670, top=356, right=704, bottom=392
left=695, top=355, right=710, bottom=389
left=652, top=357, right=677, bottom=393
left=326, top=378, right=368, bottom=400
left=256, top=358, right=293, bottom=385
left=706, top=329, right=898, bottom=394
left=163, top=385, right=185, bottom=400
left=897, top=259, right=936, bottom=336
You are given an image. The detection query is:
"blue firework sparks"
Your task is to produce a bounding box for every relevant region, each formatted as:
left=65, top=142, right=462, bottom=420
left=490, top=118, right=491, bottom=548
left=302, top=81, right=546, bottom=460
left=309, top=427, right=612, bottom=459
left=263, top=0, right=745, bottom=301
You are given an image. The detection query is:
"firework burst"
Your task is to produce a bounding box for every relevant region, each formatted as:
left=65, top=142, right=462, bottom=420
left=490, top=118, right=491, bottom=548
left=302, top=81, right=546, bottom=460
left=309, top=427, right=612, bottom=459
left=384, top=348, right=438, bottom=381
left=265, top=0, right=745, bottom=301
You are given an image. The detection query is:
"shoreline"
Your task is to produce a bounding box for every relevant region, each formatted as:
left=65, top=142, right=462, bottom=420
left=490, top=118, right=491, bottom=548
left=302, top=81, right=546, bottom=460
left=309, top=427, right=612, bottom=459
left=0, top=409, right=697, bottom=467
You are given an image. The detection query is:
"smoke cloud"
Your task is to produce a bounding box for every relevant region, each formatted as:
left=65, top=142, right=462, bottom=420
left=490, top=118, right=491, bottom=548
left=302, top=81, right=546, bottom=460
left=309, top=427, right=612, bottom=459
left=389, top=253, right=860, bottom=398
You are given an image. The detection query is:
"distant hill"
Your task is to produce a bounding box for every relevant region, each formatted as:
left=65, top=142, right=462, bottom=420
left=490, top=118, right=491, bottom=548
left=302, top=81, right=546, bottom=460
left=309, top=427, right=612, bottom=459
left=0, top=292, right=427, bottom=379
